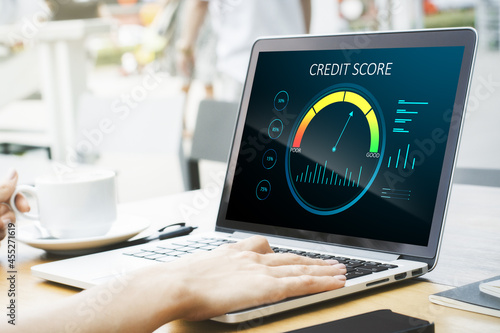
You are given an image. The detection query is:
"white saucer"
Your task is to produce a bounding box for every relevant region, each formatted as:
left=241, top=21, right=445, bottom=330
left=17, top=214, right=150, bottom=253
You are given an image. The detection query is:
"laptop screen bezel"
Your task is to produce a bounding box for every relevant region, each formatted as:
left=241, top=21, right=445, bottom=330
left=215, top=28, right=477, bottom=262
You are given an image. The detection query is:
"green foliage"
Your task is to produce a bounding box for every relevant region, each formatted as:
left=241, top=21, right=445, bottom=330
left=425, top=8, right=475, bottom=28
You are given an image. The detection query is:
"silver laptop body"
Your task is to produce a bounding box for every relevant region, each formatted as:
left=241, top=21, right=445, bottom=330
left=32, top=28, right=477, bottom=323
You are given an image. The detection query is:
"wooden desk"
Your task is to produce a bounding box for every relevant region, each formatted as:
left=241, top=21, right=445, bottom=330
left=1, top=184, right=500, bottom=332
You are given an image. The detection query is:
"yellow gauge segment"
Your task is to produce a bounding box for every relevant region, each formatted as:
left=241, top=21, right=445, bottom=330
left=344, top=91, right=372, bottom=115
left=313, top=91, right=344, bottom=113
left=292, top=90, right=380, bottom=153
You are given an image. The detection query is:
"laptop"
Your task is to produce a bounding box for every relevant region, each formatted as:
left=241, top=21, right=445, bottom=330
left=32, top=28, right=477, bottom=323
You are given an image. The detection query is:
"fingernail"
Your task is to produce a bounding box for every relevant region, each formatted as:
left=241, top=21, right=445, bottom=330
left=4, top=168, right=16, bottom=181
left=334, top=263, right=346, bottom=270
left=334, top=275, right=347, bottom=281
left=1, top=218, right=11, bottom=228
left=325, top=259, right=339, bottom=265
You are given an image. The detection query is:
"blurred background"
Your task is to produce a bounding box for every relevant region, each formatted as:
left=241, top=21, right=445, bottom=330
left=0, top=0, right=498, bottom=202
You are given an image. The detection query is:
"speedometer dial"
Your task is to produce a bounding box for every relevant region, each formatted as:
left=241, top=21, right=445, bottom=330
left=285, top=84, right=386, bottom=215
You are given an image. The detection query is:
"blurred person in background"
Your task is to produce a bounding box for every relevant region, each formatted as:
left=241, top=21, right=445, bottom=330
left=176, top=0, right=311, bottom=102
left=154, top=0, right=216, bottom=98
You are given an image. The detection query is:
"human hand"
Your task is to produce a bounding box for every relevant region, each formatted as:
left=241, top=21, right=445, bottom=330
left=176, top=41, right=195, bottom=78
left=0, top=170, right=30, bottom=241
left=143, top=235, right=347, bottom=322
left=9, top=236, right=346, bottom=333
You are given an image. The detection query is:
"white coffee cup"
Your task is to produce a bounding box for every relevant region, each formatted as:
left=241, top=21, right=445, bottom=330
left=10, top=169, right=117, bottom=239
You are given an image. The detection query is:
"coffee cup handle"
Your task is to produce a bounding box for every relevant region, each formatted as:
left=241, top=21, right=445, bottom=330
left=10, top=185, right=39, bottom=220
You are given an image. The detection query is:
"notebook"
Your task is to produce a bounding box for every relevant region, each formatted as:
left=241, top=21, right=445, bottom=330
left=429, top=275, right=500, bottom=318
left=31, top=28, right=477, bottom=323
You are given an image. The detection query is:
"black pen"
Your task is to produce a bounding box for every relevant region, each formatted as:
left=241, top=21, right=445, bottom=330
left=158, top=226, right=198, bottom=240
left=100, top=225, right=198, bottom=251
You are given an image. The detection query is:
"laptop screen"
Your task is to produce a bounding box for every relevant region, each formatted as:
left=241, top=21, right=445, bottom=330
left=217, top=29, right=476, bottom=260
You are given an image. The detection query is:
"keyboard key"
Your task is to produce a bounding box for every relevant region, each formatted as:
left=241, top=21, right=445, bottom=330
left=164, top=250, right=187, bottom=257
left=347, top=259, right=365, bottom=265
left=346, top=270, right=373, bottom=280
left=154, top=256, right=177, bottom=263
left=357, top=266, right=389, bottom=273
left=210, top=241, right=227, bottom=246
left=172, top=242, right=191, bottom=247
left=123, top=251, right=147, bottom=256
left=122, top=237, right=400, bottom=283
left=199, top=245, right=218, bottom=251
left=143, top=253, right=168, bottom=260
left=346, top=262, right=365, bottom=269
left=188, top=248, right=210, bottom=254
left=128, top=251, right=154, bottom=258
left=158, top=244, right=187, bottom=251
left=346, top=267, right=357, bottom=273
left=290, top=250, right=306, bottom=255
left=197, top=239, right=216, bottom=244
left=152, top=250, right=173, bottom=255
left=181, top=246, right=200, bottom=253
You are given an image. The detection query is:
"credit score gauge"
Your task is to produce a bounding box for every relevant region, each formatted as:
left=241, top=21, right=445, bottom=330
left=285, top=84, right=386, bottom=215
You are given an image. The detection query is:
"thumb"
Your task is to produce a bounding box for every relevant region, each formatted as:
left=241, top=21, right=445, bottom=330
left=0, top=169, right=18, bottom=203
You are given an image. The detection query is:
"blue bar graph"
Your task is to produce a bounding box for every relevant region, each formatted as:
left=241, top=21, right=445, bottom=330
left=398, top=100, right=429, bottom=105
left=381, top=188, right=411, bottom=201
left=387, top=144, right=414, bottom=170
left=393, top=99, right=428, bottom=134
left=393, top=128, right=409, bottom=133
left=295, top=161, right=362, bottom=187
left=396, top=109, right=418, bottom=114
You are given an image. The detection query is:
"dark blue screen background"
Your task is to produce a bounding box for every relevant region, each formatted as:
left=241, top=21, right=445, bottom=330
left=226, top=46, right=464, bottom=246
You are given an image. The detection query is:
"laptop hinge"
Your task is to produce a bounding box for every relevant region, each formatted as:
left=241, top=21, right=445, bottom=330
left=231, top=232, right=400, bottom=262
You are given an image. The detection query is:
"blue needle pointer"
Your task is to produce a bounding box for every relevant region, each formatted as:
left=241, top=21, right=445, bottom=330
left=332, top=111, right=353, bottom=152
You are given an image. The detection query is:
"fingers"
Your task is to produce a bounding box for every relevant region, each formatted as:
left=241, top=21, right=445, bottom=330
left=224, top=235, right=274, bottom=254
left=0, top=169, right=17, bottom=202
left=0, top=203, right=12, bottom=216
left=0, top=169, right=30, bottom=214
left=260, top=252, right=334, bottom=267
left=15, top=194, right=30, bottom=213
left=274, top=275, right=346, bottom=301
left=0, top=219, right=6, bottom=241
left=226, top=237, right=347, bottom=289
left=0, top=203, right=16, bottom=240
left=1, top=211, right=15, bottom=225
left=268, top=263, right=346, bottom=279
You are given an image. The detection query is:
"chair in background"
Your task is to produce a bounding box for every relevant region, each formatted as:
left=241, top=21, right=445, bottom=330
left=188, top=99, right=239, bottom=190
left=0, top=48, right=48, bottom=156
left=453, top=168, right=500, bottom=188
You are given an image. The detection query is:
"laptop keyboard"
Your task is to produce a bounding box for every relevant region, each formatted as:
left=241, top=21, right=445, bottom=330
left=123, top=237, right=398, bottom=280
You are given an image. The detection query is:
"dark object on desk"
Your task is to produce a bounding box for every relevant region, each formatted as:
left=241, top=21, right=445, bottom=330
left=103, top=222, right=197, bottom=251
left=285, top=309, right=434, bottom=333
left=429, top=275, right=500, bottom=318
left=44, top=223, right=198, bottom=258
